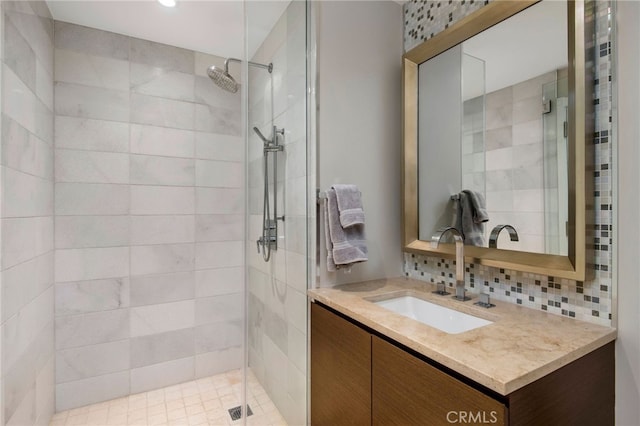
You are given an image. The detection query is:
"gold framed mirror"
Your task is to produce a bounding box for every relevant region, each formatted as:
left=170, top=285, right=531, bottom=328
left=402, top=0, right=592, bottom=281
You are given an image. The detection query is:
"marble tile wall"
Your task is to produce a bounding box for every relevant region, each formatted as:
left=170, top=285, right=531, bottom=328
left=53, top=22, right=245, bottom=411
left=482, top=71, right=557, bottom=254
left=403, top=0, right=614, bottom=327
left=0, top=1, right=56, bottom=425
left=246, top=2, right=308, bottom=425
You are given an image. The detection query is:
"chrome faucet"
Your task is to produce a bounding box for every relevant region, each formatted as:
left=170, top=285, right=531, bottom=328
left=431, top=227, right=469, bottom=301
left=488, top=224, right=519, bottom=248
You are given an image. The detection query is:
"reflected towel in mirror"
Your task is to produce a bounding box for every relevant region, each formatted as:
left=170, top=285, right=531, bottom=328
left=453, top=189, right=489, bottom=246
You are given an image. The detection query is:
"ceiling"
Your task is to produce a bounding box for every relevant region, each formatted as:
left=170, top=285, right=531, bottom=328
left=46, top=0, right=290, bottom=59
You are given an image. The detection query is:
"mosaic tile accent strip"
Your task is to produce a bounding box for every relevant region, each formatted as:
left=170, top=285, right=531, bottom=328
left=404, top=0, right=491, bottom=52
left=404, top=255, right=611, bottom=327
left=402, top=0, right=614, bottom=327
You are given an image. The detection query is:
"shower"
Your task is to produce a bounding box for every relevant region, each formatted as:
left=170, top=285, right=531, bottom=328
left=207, top=57, right=285, bottom=262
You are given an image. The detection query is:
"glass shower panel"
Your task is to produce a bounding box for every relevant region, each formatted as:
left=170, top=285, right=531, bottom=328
left=542, top=76, right=569, bottom=256
left=461, top=53, right=486, bottom=197
left=244, top=1, right=309, bottom=425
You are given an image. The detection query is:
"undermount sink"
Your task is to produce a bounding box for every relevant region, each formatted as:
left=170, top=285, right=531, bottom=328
left=374, top=295, right=492, bottom=334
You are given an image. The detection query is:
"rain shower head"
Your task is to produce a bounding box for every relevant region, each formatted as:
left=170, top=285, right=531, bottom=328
left=207, top=65, right=239, bottom=93
left=206, top=58, right=273, bottom=93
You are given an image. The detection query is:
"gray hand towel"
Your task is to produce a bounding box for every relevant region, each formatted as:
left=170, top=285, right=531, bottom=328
left=325, top=188, right=368, bottom=270
left=457, top=190, right=489, bottom=247
left=332, top=184, right=365, bottom=227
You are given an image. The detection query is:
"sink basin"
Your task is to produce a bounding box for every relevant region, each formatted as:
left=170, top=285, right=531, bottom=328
left=374, top=295, right=492, bottom=334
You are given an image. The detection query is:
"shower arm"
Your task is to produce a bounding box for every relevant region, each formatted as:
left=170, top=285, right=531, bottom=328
left=224, top=57, right=273, bottom=74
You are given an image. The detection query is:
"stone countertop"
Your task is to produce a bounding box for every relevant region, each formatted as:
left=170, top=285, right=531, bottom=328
left=308, top=277, right=616, bottom=395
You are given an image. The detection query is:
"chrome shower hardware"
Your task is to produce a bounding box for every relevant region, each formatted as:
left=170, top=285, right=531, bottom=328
left=488, top=224, right=519, bottom=248
left=256, top=126, right=285, bottom=261
left=206, top=57, right=273, bottom=93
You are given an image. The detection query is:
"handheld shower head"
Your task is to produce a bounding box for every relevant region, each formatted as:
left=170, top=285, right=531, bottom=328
left=253, top=127, right=270, bottom=144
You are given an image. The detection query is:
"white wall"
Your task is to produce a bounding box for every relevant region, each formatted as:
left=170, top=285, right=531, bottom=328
left=615, top=2, right=640, bottom=424
left=317, top=0, right=403, bottom=286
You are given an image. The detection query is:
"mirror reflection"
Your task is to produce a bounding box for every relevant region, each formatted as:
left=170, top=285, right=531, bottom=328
left=417, top=0, right=568, bottom=255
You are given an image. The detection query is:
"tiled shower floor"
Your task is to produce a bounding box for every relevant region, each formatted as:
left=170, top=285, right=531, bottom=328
left=49, top=369, right=287, bottom=426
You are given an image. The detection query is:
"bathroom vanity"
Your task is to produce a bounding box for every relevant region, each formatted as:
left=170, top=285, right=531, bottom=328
left=309, top=278, right=615, bottom=426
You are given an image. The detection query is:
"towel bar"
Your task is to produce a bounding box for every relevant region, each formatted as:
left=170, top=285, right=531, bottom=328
left=317, top=189, right=327, bottom=204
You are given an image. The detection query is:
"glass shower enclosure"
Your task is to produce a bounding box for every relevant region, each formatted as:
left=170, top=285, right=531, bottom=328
left=243, top=1, right=310, bottom=424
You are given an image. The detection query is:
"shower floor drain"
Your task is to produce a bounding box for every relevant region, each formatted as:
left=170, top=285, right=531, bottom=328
left=228, top=405, right=253, bottom=421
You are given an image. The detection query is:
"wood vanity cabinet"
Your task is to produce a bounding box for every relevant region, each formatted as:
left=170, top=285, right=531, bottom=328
left=310, top=301, right=372, bottom=425
left=310, top=302, right=614, bottom=426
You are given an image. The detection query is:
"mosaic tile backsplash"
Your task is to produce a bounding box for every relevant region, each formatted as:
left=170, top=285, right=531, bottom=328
left=402, top=0, right=614, bottom=327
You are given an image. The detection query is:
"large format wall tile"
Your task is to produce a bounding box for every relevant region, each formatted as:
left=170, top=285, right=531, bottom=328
left=130, top=185, right=194, bottom=215
left=195, top=159, right=243, bottom=188
left=195, top=267, right=243, bottom=298
left=55, top=340, right=130, bottom=384
left=55, top=215, right=129, bottom=249
left=130, top=154, right=194, bottom=186
left=54, top=49, right=129, bottom=91
left=195, top=215, right=243, bottom=242
left=5, top=16, right=37, bottom=91
left=55, top=82, right=129, bottom=122
left=55, top=183, right=129, bottom=215
left=1, top=3, right=55, bottom=424
left=55, top=309, right=130, bottom=350
left=55, top=247, right=129, bottom=283
left=55, top=278, right=130, bottom=316
left=2, top=217, right=53, bottom=269
left=2, top=115, right=54, bottom=180
left=195, top=187, right=243, bottom=214
left=130, top=300, right=195, bottom=337
left=55, top=116, right=129, bottom=153
left=130, top=243, right=195, bottom=276
left=55, top=371, right=130, bottom=412
left=195, top=241, right=243, bottom=270
left=129, top=271, right=195, bottom=307
left=52, top=21, right=248, bottom=410
left=130, top=93, right=194, bottom=130
left=130, top=63, right=194, bottom=102
left=129, top=357, right=194, bottom=395
left=130, top=328, right=195, bottom=368
left=195, top=132, right=243, bottom=162
left=2, top=252, right=53, bottom=322
left=129, top=38, right=194, bottom=73
left=2, top=168, right=53, bottom=218
left=54, top=21, right=129, bottom=61
left=3, top=65, right=53, bottom=144
left=130, top=124, right=194, bottom=158
left=130, top=215, right=194, bottom=245
left=55, top=150, right=129, bottom=184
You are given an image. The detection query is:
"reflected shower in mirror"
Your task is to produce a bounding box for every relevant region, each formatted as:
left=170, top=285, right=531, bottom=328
left=417, top=0, right=569, bottom=255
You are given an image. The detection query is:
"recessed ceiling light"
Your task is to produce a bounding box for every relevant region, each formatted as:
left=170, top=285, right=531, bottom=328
left=158, top=0, right=176, bottom=7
